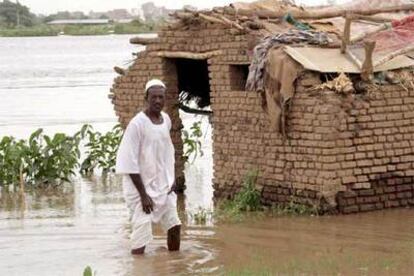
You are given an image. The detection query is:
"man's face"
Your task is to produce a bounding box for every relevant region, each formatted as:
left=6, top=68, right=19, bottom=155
left=146, top=86, right=166, bottom=113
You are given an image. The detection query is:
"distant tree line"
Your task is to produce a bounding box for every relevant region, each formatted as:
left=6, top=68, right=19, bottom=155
left=0, top=0, right=37, bottom=27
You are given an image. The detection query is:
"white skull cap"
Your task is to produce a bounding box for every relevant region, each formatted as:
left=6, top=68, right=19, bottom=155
left=145, top=79, right=166, bottom=93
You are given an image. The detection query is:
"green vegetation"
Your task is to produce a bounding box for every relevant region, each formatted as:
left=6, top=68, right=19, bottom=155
left=0, top=125, right=122, bottom=187
left=83, top=266, right=96, bottom=276
left=190, top=207, right=213, bottom=225
left=0, top=25, right=59, bottom=36
left=0, top=129, right=82, bottom=186
left=0, top=0, right=36, bottom=27
left=214, top=170, right=319, bottom=222
left=214, top=170, right=262, bottom=222
left=182, top=121, right=204, bottom=164
left=80, top=125, right=123, bottom=174
left=0, top=22, right=157, bottom=37
left=270, top=197, right=320, bottom=216
left=0, top=122, right=205, bottom=187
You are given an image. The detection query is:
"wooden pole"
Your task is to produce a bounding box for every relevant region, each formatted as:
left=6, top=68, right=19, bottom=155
left=373, top=44, right=414, bottom=68
left=113, top=66, right=125, bottom=75
left=361, top=40, right=376, bottom=81
left=129, top=36, right=159, bottom=45
left=350, top=23, right=390, bottom=44
left=215, top=14, right=245, bottom=30
left=154, top=50, right=222, bottom=59
left=227, top=4, right=414, bottom=20
left=352, top=14, right=393, bottom=23
left=341, top=13, right=353, bottom=54
left=199, top=13, right=226, bottom=25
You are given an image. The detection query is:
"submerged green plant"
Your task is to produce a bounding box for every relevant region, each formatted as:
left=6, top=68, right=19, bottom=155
left=182, top=121, right=204, bottom=164
left=1, top=118, right=206, bottom=187
left=80, top=124, right=123, bottom=174
left=0, top=124, right=123, bottom=187
left=214, top=169, right=262, bottom=222
left=83, top=266, right=96, bottom=276
left=270, top=198, right=320, bottom=216
left=190, top=207, right=213, bottom=225
left=0, top=129, right=81, bottom=186
left=233, top=169, right=261, bottom=212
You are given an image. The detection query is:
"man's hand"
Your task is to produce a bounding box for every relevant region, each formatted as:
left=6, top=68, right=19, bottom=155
left=168, top=181, right=178, bottom=195
left=141, top=193, right=154, bottom=214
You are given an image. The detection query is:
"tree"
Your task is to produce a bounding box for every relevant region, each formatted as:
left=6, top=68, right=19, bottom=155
left=0, top=0, right=36, bottom=27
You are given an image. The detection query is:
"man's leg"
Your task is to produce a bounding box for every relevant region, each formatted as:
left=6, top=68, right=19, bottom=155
left=130, top=220, right=152, bottom=255
left=167, top=225, right=181, bottom=251
left=131, top=246, right=145, bottom=255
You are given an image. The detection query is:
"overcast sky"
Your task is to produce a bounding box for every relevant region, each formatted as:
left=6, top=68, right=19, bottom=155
left=18, top=0, right=350, bottom=15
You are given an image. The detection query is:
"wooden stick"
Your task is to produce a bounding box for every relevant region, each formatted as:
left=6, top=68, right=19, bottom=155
left=346, top=48, right=363, bottom=69
left=350, top=23, right=390, bottom=44
left=215, top=14, right=245, bottom=30
left=199, top=13, right=227, bottom=25
left=242, top=20, right=264, bottom=30
left=374, top=44, right=414, bottom=68
left=352, top=14, right=393, bottom=23
left=228, top=4, right=414, bottom=20
left=341, top=13, right=352, bottom=54
left=361, top=40, right=376, bottom=81
left=178, top=103, right=213, bottom=115
left=171, top=11, right=194, bottom=20
left=154, top=50, right=222, bottom=59
left=129, top=36, right=159, bottom=45
left=114, top=66, right=125, bottom=75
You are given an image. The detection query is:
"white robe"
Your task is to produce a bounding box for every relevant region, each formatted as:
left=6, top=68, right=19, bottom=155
left=116, top=111, right=176, bottom=223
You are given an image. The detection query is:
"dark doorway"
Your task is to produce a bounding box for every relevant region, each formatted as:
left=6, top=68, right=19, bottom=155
left=174, top=58, right=211, bottom=110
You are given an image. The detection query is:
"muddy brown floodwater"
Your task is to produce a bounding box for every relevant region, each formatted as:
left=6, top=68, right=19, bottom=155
left=1, top=144, right=413, bottom=275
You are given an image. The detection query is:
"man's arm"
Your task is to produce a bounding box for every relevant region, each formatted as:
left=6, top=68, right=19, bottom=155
left=130, top=174, right=154, bottom=214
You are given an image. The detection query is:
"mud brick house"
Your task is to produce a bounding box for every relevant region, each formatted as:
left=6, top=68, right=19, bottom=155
left=109, top=0, right=414, bottom=213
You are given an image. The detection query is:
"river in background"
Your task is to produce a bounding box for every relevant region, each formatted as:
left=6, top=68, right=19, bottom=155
left=0, top=35, right=413, bottom=275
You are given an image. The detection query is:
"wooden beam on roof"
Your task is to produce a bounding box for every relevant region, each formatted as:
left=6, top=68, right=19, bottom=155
left=178, top=103, right=213, bottom=115
left=350, top=23, right=390, bottom=44
left=113, top=66, right=126, bottom=75
left=229, top=4, right=414, bottom=20
left=341, top=13, right=353, bottom=54
left=129, top=36, right=159, bottom=45
left=215, top=14, right=245, bottom=30
left=374, top=44, right=414, bottom=68
left=154, top=50, right=223, bottom=59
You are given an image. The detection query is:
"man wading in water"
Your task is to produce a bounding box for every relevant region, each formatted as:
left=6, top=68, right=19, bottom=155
left=116, top=79, right=181, bottom=254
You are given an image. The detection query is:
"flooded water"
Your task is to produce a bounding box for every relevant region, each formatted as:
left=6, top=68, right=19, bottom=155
left=0, top=35, right=413, bottom=275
